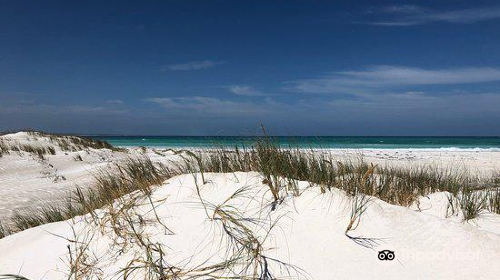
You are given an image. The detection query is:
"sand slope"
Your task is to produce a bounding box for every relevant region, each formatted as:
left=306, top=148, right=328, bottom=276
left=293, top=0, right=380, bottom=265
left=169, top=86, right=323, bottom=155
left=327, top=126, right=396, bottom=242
left=2, top=132, right=500, bottom=221
left=0, top=132, right=180, bottom=222
left=1, top=132, right=500, bottom=279
left=0, top=172, right=499, bottom=279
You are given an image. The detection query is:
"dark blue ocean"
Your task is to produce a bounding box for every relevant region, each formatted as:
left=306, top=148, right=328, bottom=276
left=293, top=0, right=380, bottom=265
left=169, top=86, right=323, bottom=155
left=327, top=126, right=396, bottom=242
left=93, top=136, right=500, bottom=150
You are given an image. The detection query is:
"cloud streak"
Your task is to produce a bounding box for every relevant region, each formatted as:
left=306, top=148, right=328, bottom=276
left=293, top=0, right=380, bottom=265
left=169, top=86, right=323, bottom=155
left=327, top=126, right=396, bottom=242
left=3, top=91, right=500, bottom=135
left=164, top=60, right=225, bottom=71
left=146, top=96, right=271, bottom=117
left=289, top=66, right=500, bottom=94
left=106, top=99, right=124, bottom=104
left=225, top=85, right=265, bottom=96
left=141, top=90, right=500, bottom=135
left=367, top=5, right=500, bottom=26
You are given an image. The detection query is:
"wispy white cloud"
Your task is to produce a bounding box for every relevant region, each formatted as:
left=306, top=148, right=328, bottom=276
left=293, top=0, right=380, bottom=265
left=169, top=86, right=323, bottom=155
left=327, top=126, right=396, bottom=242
left=106, top=99, right=124, bottom=104
left=146, top=96, right=272, bottom=117
left=4, top=92, right=500, bottom=135
left=163, top=60, right=225, bottom=71
left=141, top=91, right=500, bottom=135
left=288, top=66, right=500, bottom=94
left=378, top=5, right=424, bottom=14
left=225, top=85, right=265, bottom=96
left=367, top=5, right=500, bottom=26
left=0, top=103, right=126, bottom=116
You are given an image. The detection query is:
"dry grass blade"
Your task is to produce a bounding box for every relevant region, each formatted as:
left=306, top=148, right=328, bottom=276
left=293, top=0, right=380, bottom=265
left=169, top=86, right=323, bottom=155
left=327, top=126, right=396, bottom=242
left=488, top=188, right=500, bottom=214
left=0, top=220, right=10, bottom=239
left=345, top=193, right=372, bottom=234
left=2, top=156, right=175, bottom=237
left=447, top=186, right=488, bottom=221
left=0, top=275, right=31, bottom=280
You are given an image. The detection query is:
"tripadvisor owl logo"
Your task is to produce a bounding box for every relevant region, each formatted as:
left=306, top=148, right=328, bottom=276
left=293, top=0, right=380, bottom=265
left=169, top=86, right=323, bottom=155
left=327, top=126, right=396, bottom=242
left=378, top=250, right=395, bottom=261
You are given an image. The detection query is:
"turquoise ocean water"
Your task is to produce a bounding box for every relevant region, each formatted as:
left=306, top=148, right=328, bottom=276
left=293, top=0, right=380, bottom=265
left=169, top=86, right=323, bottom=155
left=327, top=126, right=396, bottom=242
left=93, top=136, right=500, bottom=150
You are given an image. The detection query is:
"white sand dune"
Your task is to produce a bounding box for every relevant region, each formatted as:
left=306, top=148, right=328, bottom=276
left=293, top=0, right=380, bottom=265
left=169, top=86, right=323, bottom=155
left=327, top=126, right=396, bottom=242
left=320, top=148, right=500, bottom=179
left=2, top=132, right=499, bottom=222
left=0, top=172, right=499, bottom=279
left=1, top=132, right=500, bottom=279
left=0, top=132, right=182, bottom=222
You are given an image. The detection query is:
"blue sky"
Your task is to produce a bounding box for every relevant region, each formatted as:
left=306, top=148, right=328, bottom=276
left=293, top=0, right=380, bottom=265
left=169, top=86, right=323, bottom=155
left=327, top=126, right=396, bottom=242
left=1, top=0, right=500, bottom=135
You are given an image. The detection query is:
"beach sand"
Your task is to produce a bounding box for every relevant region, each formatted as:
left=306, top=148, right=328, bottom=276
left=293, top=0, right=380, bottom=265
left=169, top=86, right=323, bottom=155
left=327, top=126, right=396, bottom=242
left=0, top=172, right=499, bottom=279
left=1, top=132, right=499, bottom=279
left=1, top=132, right=499, bottom=221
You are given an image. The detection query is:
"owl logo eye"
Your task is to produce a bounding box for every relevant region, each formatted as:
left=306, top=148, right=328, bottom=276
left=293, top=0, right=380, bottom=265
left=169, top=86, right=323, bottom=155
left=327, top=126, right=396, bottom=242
left=378, top=250, right=395, bottom=261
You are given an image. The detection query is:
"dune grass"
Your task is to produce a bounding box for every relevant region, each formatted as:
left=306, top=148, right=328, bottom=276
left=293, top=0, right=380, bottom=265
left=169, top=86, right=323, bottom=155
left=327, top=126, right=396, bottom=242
left=12, top=203, right=73, bottom=231
left=25, top=131, right=116, bottom=151
left=0, top=131, right=120, bottom=158
left=2, top=134, right=497, bottom=237
left=487, top=188, right=500, bottom=214
left=183, top=135, right=482, bottom=209
left=447, top=187, right=488, bottom=221
left=0, top=142, right=56, bottom=160
left=2, top=134, right=500, bottom=279
left=176, top=134, right=499, bottom=224
left=0, top=139, right=7, bottom=155
left=461, top=189, right=488, bottom=221
left=19, top=144, right=56, bottom=159
left=73, top=157, right=173, bottom=216
left=8, top=157, right=174, bottom=234
left=345, top=192, right=372, bottom=234
left=0, top=220, right=10, bottom=239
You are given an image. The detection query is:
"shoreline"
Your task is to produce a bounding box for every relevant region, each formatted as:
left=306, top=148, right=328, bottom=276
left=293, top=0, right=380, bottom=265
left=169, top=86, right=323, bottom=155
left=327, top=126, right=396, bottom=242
left=93, top=135, right=500, bottom=150
left=113, top=145, right=500, bottom=151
